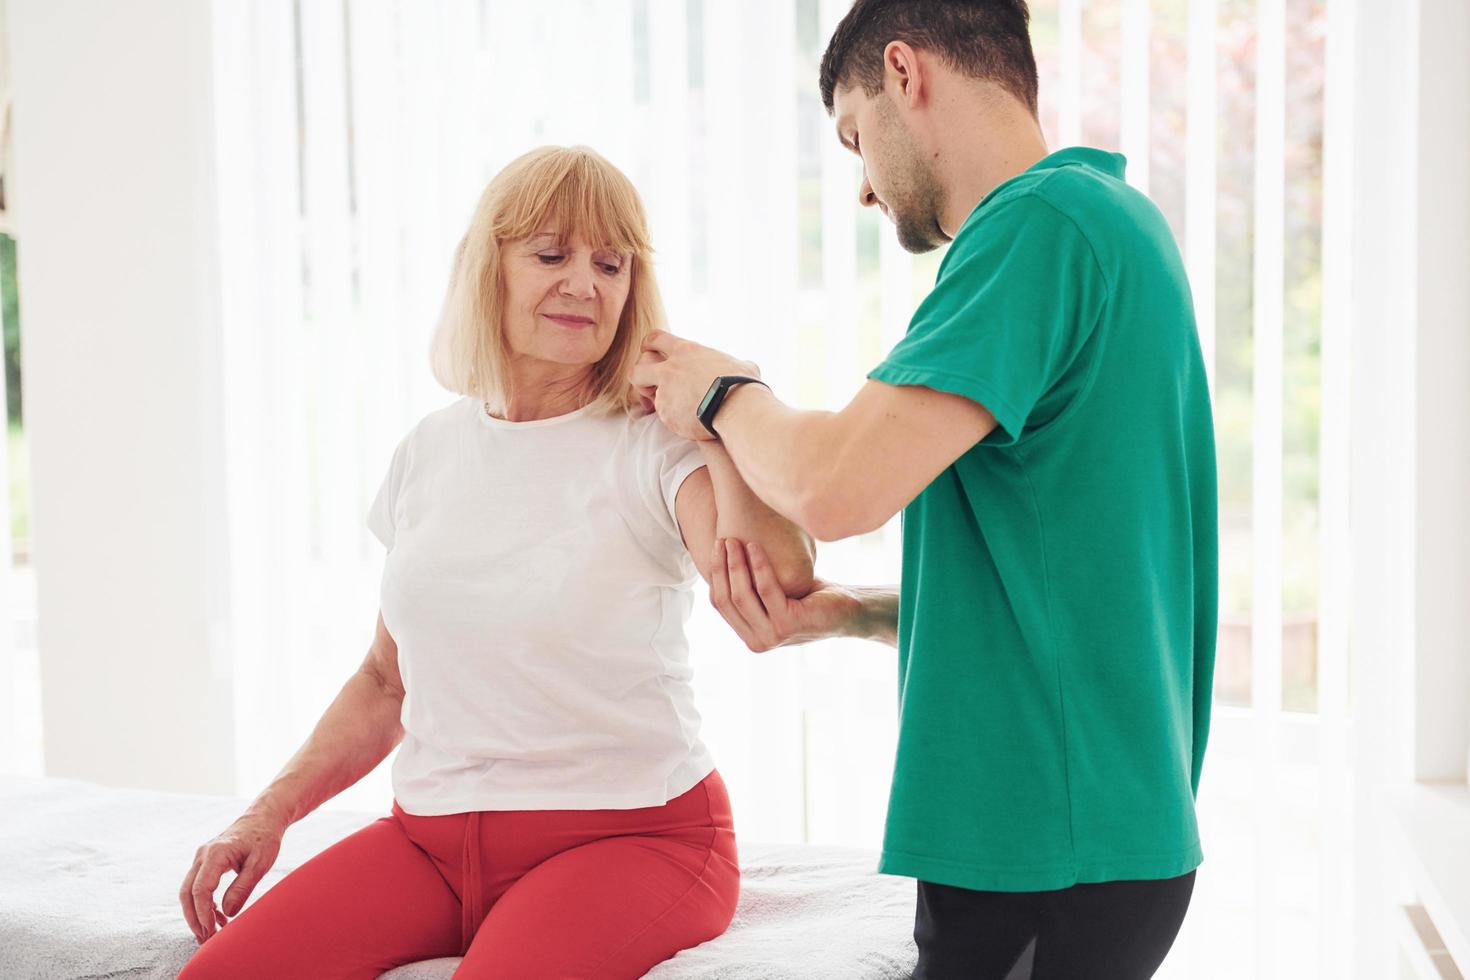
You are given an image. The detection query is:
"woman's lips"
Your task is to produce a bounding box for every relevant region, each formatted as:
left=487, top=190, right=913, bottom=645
left=543, top=314, right=595, bottom=328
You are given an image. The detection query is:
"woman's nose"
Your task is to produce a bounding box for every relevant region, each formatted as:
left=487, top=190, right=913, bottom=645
left=559, top=257, right=597, bottom=299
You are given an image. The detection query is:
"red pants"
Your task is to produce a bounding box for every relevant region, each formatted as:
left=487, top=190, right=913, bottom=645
left=178, top=770, right=739, bottom=980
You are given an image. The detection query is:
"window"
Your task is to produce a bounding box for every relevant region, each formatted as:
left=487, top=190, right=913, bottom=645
left=0, top=0, right=39, bottom=780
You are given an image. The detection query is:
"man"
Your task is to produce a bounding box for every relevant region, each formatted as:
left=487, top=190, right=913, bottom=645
left=631, top=1, right=1218, bottom=976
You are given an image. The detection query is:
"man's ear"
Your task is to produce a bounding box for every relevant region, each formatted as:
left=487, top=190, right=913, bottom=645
left=882, top=40, right=925, bottom=107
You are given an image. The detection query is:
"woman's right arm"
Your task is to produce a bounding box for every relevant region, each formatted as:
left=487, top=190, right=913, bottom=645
left=245, top=611, right=406, bottom=827
left=179, top=611, right=405, bottom=943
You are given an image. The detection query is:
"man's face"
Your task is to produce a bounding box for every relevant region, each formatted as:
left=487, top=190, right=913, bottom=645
left=833, top=83, right=949, bottom=254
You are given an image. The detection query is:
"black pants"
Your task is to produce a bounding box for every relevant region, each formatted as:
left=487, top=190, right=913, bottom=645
left=912, top=870, right=1196, bottom=980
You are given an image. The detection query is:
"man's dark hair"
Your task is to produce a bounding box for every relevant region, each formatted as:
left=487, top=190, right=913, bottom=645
left=819, top=0, right=1039, bottom=117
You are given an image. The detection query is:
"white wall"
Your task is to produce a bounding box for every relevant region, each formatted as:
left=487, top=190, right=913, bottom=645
left=1410, top=0, right=1470, bottom=787
left=8, top=0, right=233, bottom=792
left=1345, top=0, right=1470, bottom=974
left=1343, top=0, right=1418, bottom=972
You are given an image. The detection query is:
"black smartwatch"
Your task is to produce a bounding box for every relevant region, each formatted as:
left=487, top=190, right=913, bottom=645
left=696, top=375, right=769, bottom=438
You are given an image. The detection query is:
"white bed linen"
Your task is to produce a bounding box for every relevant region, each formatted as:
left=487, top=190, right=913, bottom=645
left=0, top=774, right=922, bottom=979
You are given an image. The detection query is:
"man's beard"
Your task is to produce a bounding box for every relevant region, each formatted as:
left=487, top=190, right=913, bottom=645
left=875, top=104, right=949, bottom=254
left=892, top=200, right=947, bottom=254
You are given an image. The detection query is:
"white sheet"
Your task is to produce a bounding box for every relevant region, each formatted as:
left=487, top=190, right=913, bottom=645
left=0, top=774, right=919, bottom=979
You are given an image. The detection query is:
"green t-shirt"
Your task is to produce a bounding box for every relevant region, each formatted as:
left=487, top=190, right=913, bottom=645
left=867, top=146, right=1218, bottom=892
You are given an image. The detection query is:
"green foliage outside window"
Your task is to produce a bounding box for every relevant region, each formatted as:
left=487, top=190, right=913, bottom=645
left=1, top=233, right=18, bottom=425
left=1, top=233, right=26, bottom=557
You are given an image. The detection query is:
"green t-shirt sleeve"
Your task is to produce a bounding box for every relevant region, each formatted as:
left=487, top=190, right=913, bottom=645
left=868, top=194, right=1110, bottom=446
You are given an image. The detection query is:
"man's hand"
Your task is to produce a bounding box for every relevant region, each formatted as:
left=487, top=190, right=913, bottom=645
left=631, top=330, right=761, bottom=442
left=709, top=538, right=865, bottom=651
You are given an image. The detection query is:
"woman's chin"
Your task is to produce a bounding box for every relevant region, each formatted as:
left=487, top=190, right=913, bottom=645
left=526, top=343, right=609, bottom=368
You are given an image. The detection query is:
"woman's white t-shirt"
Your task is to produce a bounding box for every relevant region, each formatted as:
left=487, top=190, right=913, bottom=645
left=366, top=395, right=714, bottom=815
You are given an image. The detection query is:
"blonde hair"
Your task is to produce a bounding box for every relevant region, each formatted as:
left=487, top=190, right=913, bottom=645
left=429, top=145, right=665, bottom=416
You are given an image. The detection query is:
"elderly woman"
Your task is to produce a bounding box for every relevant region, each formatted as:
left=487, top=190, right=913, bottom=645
left=177, top=145, right=815, bottom=980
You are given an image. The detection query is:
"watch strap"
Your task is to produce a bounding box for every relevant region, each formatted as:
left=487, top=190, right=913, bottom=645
left=697, top=375, right=768, bottom=438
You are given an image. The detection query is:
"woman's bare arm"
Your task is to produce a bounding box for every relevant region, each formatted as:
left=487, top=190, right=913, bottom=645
left=183, top=612, right=406, bottom=941
left=243, top=612, right=406, bottom=829
left=674, top=442, right=816, bottom=599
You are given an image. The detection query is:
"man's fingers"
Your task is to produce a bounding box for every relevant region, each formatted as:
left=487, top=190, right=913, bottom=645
left=634, top=384, right=657, bottom=414
left=710, top=540, right=762, bottom=650
left=724, top=541, right=776, bottom=649
left=641, top=329, right=677, bottom=354
left=744, top=542, right=792, bottom=632
left=628, top=360, right=660, bottom=390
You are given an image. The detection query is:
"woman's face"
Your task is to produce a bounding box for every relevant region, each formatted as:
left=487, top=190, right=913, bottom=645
left=500, top=226, right=633, bottom=371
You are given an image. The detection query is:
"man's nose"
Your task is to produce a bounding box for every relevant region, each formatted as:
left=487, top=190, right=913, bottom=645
left=559, top=257, right=597, bottom=299
left=858, top=172, right=878, bottom=208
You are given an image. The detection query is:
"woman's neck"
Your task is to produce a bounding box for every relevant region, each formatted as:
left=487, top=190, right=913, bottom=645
left=488, top=364, right=596, bottom=422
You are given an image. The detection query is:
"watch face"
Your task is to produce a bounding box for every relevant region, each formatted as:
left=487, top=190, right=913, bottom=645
left=697, top=379, right=722, bottom=416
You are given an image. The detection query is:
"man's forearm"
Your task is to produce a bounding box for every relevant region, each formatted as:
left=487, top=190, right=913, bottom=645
left=712, top=383, right=839, bottom=532
left=845, top=585, right=900, bottom=647
left=710, top=386, right=900, bottom=646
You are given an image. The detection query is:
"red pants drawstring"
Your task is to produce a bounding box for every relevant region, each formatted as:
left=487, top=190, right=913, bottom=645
left=459, top=809, right=483, bottom=955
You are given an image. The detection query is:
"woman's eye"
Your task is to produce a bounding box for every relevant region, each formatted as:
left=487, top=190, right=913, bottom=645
left=537, top=253, right=565, bottom=264
left=598, top=263, right=622, bottom=275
